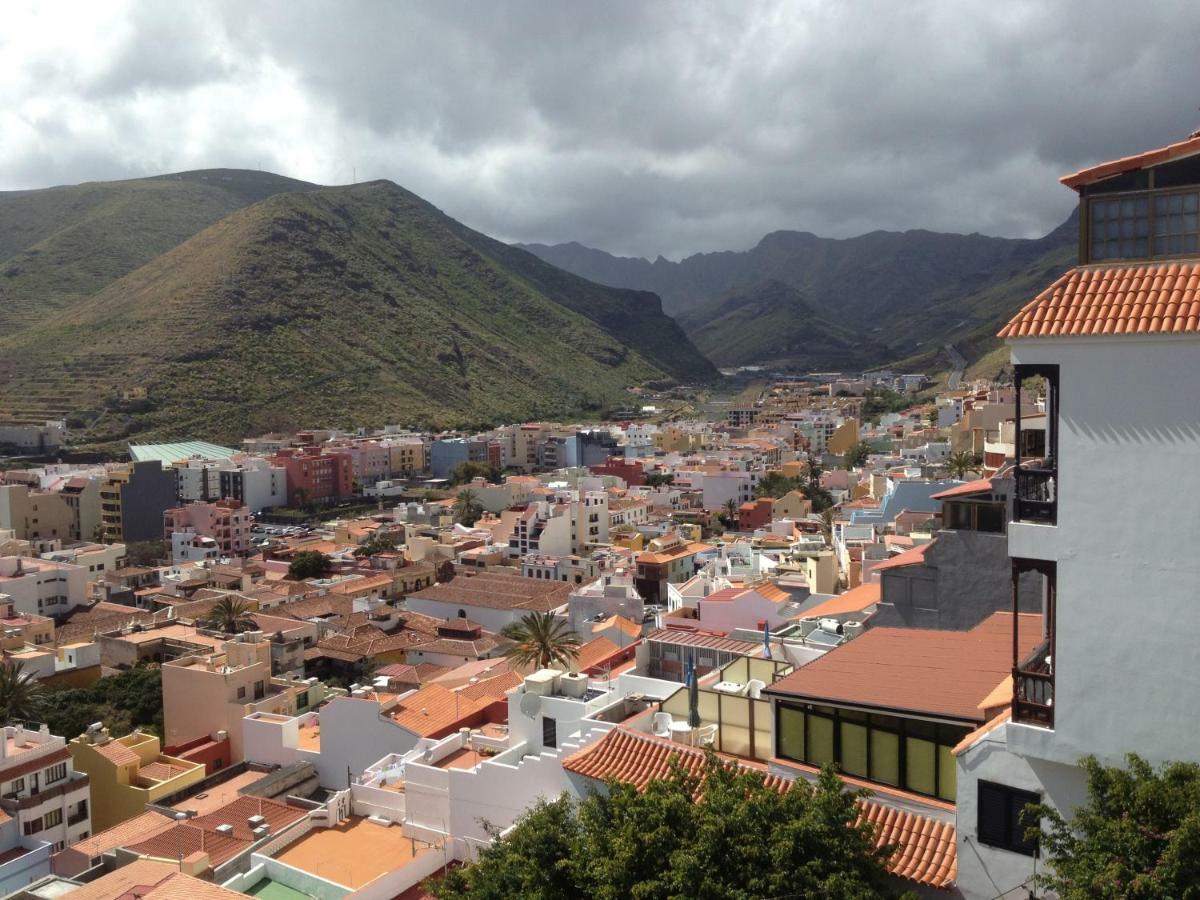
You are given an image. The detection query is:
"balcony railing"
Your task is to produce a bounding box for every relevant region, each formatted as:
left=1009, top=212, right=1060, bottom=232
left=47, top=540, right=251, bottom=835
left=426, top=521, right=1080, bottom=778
left=1013, top=639, right=1054, bottom=727
left=1015, top=463, right=1057, bottom=525
left=67, top=810, right=88, bottom=826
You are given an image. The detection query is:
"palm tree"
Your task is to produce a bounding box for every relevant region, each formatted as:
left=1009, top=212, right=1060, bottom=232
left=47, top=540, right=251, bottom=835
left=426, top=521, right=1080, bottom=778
left=0, top=662, right=45, bottom=723
left=944, top=450, right=978, bottom=480
left=201, top=596, right=258, bottom=634
left=454, top=489, right=483, bottom=527
left=501, top=612, right=582, bottom=670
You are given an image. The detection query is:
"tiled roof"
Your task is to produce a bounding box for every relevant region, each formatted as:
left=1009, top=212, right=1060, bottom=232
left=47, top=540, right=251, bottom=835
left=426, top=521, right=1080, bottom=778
left=953, top=709, right=1012, bottom=756
left=1060, top=133, right=1200, bottom=189
left=766, top=611, right=1043, bottom=722
left=140, top=871, right=248, bottom=900
left=575, top=635, right=620, bottom=671
left=457, top=669, right=522, bottom=701
left=0, top=746, right=70, bottom=781
left=407, top=571, right=573, bottom=612
left=871, top=543, right=931, bottom=572
left=57, top=860, right=178, bottom=900
left=798, top=582, right=881, bottom=620
left=191, top=795, right=306, bottom=841
left=90, top=739, right=140, bottom=767
left=929, top=479, right=994, bottom=500
left=64, top=810, right=175, bottom=858
left=998, top=262, right=1200, bottom=339
left=125, top=825, right=246, bottom=868
left=387, top=683, right=495, bottom=737
left=563, top=729, right=955, bottom=889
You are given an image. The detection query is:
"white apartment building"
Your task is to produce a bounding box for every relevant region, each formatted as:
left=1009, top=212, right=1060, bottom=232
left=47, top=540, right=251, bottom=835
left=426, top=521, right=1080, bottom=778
left=0, top=557, right=86, bottom=617
left=39, top=543, right=125, bottom=583
left=955, top=136, right=1200, bottom=898
left=0, top=724, right=91, bottom=891
left=173, top=455, right=287, bottom=513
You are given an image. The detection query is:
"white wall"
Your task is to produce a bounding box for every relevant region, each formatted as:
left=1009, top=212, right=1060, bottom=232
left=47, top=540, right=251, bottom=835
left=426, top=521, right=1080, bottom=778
left=313, top=698, right=420, bottom=789
left=955, top=721, right=1088, bottom=900
left=1007, top=335, right=1200, bottom=769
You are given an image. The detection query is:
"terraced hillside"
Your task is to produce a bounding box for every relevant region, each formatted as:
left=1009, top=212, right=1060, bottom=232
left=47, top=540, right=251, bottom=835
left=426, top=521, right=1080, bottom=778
left=0, top=179, right=714, bottom=443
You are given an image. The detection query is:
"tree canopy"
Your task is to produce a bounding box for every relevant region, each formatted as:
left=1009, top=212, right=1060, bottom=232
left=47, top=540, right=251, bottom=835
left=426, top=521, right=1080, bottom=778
left=450, top=461, right=502, bottom=486
left=287, top=550, right=333, bottom=580
left=431, top=758, right=896, bottom=900
left=0, top=662, right=46, bottom=722
left=454, top=489, right=485, bottom=527
left=1034, top=753, right=1200, bottom=899
left=41, top=665, right=164, bottom=739
left=501, top=612, right=582, bottom=670
left=354, top=534, right=398, bottom=558
left=844, top=441, right=873, bottom=470
left=201, top=596, right=258, bottom=634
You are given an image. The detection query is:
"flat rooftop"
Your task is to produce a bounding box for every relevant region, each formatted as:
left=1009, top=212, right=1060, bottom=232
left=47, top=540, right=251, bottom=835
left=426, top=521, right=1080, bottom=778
left=172, top=769, right=270, bottom=816
left=128, top=441, right=236, bottom=464
left=113, top=624, right=225, bottom=648
left=272, top=816, right=431, bottom=888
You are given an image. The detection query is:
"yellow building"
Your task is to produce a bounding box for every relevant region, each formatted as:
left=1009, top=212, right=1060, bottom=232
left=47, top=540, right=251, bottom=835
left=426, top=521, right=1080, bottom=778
left=771, top=490, right=812, bottom=520
left=826, top=418, right=861, bottom=456
left=69, top=729, right=206, bottom=830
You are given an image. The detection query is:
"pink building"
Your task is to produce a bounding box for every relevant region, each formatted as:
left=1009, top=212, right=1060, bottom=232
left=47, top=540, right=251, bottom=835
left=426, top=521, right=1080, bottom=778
left=164, top=499, right=252, bottom=558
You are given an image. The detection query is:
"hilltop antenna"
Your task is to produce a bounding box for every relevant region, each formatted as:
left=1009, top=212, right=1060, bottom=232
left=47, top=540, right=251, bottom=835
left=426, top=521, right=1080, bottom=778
left=353, top=166, right=357, bottom=184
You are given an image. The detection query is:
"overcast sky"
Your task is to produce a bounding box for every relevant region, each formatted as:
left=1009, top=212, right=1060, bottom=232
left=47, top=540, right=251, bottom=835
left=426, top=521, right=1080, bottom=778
left=3, top=1, right=1199, bottom=259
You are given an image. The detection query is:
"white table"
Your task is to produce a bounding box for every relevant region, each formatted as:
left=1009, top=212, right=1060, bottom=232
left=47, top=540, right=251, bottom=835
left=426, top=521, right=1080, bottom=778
left=711, top=681, right=744, bottom=695
left=668, top=721, right=694, bottom=744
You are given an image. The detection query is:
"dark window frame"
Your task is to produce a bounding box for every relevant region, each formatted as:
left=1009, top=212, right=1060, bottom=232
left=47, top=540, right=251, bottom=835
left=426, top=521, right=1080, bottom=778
left=977, top=780, right=1041, bottom=856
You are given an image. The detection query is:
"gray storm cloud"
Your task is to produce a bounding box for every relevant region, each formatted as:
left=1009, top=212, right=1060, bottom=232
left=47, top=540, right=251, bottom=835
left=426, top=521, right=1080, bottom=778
left=2, top=0, right=1197, bottom=258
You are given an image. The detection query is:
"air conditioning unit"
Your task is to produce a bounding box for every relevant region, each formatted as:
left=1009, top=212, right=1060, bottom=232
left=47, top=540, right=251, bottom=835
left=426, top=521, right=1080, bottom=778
left=798, top=617, right=820, bottom=638
left=251, top=825, right=270, bottom=839
left=558, top=672, right=588, bottom=699
left=215, top=824, right=234, bottom=836
left=247, top=815, right=266, bottom=828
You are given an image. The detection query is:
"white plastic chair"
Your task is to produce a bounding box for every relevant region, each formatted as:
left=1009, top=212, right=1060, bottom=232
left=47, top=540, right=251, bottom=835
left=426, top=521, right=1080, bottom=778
left=693, top=723, right=718, bottom=748
left=651, top=712, right=673, bottom=738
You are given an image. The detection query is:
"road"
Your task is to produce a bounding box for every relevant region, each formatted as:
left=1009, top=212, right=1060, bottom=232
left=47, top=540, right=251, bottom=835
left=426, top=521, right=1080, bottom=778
left=944, top=343, right=967, bottom=389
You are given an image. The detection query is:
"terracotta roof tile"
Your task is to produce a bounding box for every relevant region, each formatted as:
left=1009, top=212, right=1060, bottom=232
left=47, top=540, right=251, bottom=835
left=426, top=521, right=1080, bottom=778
left=929, top=478, right=994, bottom=500
left=58, top=810, right=174, bottom=858
left=56, top=860, right=178, bottom=900
left=407, top=572, right=572, bottom=612
left=1060, top=133, right=1200, bottom=190
left=798, top=582, right=881, bottom=619
left=999, top=262, right=1200, bottom=339
left=871, top=542, right=932, bottom=572
left=765, top=611, right=1043, bottom=722
left=563, top=728, right=956, bottom=889
left=645, top=627, right=762, bottom=656
left=90, top=740, right=140, bottom=767
left=387, top=683, right=494, bottom=737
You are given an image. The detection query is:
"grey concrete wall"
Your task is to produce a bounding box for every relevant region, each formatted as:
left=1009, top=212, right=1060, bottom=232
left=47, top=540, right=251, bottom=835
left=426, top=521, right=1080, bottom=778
left=120, top=462, right=178, bottom=543
left=872, top=529, right=1042, bottom=630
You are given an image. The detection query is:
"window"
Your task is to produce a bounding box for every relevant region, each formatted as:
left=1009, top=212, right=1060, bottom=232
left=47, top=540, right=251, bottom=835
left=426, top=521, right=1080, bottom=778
left=23, top=818, right=42, bottom=835
left=775, top=702, right=966, bottom=801
left=43, top=808, right=62, bottom=829
left=1089, top=189, right=1200, bottom=261
left=1090, top=195, right=1148, bottom=259
left=1153, top=191, right=1200, bottom=256
left=45, top=763, right=66, bottom=784
left=237, top=686, right=246, bottom=700
left=8, top=777, right=24, bottom=794
left=978, top=781, right=1040, bottom=856
left=542, top=716, right=557, bottom=748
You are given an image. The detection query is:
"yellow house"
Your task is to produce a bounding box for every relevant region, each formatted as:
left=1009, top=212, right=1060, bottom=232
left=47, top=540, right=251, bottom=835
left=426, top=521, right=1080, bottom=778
left=69, top=729, right=206, bottom=830
left=771, top=490, right=812, bottom=520
left=826, top=418, right=861, bottom=455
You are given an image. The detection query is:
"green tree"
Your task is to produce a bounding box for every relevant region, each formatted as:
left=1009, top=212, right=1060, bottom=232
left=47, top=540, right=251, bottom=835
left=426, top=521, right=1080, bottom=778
left=943, top=450, right=978, bottom=480
left=450, top=461, right=502, bottom=486
left=501, top=612, right=582, bottom=670
left=454, top=489, right=485, bottom=527
left=354, top=534, right=398, bottom=558
left=201, top=596, right=258, bottom=634
left=0, top=662, right=45, bottom=722
left=288, top=550, right=333, bottom=580
left=644, top=472, right=673, bottom=488
left=432, top=757, right=894, bottom=900
left=122, top=540, right=166, bottom=567
left=844, top=441, right=872, bottom=470
left=1033, top=754, right=1200, bottom=899
left=754, top=471, right=796, bottom=500
left=42, top=665, right=163, bottom=739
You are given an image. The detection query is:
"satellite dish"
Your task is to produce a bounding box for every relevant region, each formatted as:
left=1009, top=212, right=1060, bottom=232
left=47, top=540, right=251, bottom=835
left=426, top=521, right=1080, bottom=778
left=519, top=692, right=542, bottom=719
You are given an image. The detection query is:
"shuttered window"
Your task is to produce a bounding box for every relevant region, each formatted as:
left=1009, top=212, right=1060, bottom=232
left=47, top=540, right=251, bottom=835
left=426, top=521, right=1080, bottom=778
left=978, top=781, right=1040, bottom=856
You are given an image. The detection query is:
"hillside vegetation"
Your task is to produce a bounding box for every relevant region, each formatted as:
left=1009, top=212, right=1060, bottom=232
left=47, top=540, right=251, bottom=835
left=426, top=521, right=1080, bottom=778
left=520, top=209, right=1078, bottom=370
left=0, top=176, right=714, bottom=443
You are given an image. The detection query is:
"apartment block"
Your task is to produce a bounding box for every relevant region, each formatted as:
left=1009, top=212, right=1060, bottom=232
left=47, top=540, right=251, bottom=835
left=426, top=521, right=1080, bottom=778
left=0, top=556, right=86, bottom=617
left=0, top=724, right=91, bottom=866
left=98, top=462, right=177, bottom=543
left=269, top=448, right=354, bottom=506
left=163, top=500, right=252, bottom=559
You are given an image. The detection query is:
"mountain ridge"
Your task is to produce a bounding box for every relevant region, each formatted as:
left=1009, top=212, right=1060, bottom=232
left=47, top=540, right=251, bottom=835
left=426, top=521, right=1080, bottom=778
left=518, top=209, right=1079, bottom=370
left=0, top=172, right=714, bottom=444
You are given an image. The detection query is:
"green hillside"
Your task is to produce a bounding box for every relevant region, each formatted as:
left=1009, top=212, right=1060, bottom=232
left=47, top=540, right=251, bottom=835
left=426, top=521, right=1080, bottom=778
left=519, top=210, right=1079, bottom=370
left=0, top=179, right=714, bottom=443
left=0, top=170, right=315, bottom=334
left=679, top=280, right=888, bottom=369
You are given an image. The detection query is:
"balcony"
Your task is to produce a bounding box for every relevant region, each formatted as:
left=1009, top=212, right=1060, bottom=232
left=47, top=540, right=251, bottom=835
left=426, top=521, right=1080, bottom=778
left=67, top=809, right=88, bottom=827
left=1014, top=463, right=1057, bottom=525
left=1013, top=639, right=1054, bottom=727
